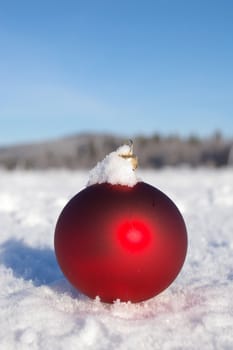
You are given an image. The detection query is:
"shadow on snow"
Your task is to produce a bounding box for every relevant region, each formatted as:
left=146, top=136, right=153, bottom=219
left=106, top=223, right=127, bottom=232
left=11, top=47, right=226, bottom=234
left=0, top=239, right=63, bottom=286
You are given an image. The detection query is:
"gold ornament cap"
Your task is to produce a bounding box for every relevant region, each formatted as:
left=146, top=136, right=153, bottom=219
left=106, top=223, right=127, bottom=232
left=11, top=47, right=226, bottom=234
left=119, top=140, right=138, bottom=170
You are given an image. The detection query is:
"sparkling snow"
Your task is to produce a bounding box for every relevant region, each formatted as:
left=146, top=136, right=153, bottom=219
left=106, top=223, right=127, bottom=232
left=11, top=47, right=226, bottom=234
left=0, top=168, right=233, bottom=350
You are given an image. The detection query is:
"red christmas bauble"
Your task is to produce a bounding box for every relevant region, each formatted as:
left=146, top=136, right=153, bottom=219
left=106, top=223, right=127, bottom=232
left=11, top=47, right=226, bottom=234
left=54, top=181, right=187, bottom=303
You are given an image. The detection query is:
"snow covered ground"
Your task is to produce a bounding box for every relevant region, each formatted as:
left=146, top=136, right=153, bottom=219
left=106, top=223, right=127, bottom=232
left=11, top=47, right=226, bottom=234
left=0, top=168, right=233, bottom=350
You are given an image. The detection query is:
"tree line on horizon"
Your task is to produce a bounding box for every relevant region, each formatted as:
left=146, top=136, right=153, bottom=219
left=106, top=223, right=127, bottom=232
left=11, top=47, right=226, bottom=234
left=0, top=131, right=232, bottom=170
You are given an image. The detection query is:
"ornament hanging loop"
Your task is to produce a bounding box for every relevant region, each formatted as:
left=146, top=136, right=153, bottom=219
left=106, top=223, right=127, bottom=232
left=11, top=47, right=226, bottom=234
left=119, top=140, right=138, bottom=170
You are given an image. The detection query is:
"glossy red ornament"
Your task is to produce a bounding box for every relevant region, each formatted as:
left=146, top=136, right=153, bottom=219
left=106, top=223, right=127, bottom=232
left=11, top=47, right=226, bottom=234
left=54, top=181, right=187, bottom=303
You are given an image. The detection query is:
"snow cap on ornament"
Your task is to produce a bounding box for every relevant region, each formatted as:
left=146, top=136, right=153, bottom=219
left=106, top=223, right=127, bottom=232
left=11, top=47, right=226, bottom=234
left=87, top=140, right=139, bottom=187
left=54, top=141, right=188, bottom=304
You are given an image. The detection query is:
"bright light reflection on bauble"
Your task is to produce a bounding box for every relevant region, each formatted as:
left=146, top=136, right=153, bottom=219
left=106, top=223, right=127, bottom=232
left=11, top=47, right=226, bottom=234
left=118, top=220, right=151, bottom=252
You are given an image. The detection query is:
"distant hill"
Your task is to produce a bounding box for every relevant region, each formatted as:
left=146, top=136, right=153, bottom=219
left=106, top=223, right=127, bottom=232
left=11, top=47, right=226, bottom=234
left=0, top=132, right=232, bottom=170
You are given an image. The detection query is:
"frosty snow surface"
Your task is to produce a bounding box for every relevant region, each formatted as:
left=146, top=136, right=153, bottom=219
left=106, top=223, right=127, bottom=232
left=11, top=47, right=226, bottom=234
left=0, top=168, right=233, bottom=349
left=87, top=144, right=139, bottom=187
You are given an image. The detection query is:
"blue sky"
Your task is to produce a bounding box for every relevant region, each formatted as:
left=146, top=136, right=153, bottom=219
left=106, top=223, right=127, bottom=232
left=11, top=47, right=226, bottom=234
left=0, top=0, right=233, bottom=145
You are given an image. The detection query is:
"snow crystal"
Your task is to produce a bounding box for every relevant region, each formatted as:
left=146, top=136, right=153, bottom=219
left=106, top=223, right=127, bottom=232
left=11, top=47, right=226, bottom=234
left=87, top=144, right=139, bottom=187
left=0, top=168, right=233, bottom=350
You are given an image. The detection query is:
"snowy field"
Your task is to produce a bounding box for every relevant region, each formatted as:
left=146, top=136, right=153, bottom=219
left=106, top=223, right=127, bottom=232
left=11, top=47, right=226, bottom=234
left=0, top=168, right=233, bottom=350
